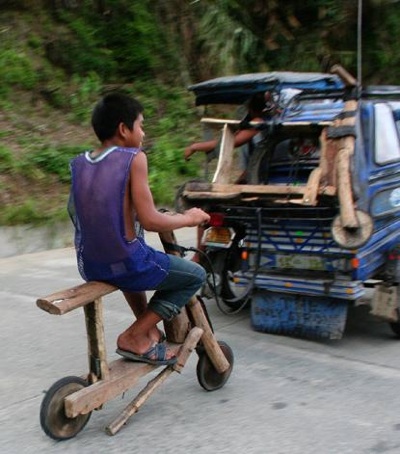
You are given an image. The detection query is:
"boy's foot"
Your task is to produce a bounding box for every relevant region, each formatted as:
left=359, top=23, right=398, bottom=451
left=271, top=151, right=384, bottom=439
left=148, top=327, right=166, bottom=344
left=116, top=342, right=177, bottom=366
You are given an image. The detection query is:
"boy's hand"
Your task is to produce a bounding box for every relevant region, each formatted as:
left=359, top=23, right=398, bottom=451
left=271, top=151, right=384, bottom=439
left=184, top=207, right=210, bottom=226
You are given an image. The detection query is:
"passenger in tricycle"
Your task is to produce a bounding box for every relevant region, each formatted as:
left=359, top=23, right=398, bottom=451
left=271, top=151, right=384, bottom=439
left=68, top=92, right=210, bottom=366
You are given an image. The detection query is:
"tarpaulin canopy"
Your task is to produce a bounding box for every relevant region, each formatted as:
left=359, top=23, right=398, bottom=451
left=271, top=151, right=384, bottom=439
left=188, top=71, right=345, bottom=105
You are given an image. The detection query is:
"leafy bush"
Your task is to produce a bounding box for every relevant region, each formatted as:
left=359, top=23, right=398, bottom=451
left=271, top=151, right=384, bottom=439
left=0, top=49, right=38, bottom=95
left=0, top=145, right=14, bottom=172
left=30, top=145, right=82, bottom=183
left=69, top=72, right=102, bottom=122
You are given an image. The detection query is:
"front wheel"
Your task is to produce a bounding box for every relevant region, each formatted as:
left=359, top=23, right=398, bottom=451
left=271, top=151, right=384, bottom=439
left=40, top=376, right=91, bottom=441
left=196, top=341, right=234, bottom=391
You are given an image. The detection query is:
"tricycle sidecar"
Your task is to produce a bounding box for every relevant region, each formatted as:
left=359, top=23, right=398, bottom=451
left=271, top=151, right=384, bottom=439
left=180, top=67, right=400, bottom=339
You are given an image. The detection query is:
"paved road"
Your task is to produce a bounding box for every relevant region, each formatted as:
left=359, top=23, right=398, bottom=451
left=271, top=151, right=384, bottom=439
left=1, top=228, right=400, bottom=454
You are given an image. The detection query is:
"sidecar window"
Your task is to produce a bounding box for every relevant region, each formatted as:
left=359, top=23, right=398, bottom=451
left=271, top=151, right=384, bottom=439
left=374, top=103, right=400, bottom=164
left=265, top=137, right=320, bottom=184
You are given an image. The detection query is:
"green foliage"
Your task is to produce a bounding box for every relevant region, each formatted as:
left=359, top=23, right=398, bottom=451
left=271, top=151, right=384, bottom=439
left=30, top=145, right=82, bottom=183
left=69, top=72, right=102, bottom=122
left=96, top=0, right=167, bottom=79
left=0, top=198, right=69, bottom=226
left=0, top=199, right=46, bottom=225
left=47, top=12, right=117, bottom=78
left=2, top=0, right=400, bottom=225
left=0, top=49, right=38, bottom=95
left=0, top=145, right=14, bottom=172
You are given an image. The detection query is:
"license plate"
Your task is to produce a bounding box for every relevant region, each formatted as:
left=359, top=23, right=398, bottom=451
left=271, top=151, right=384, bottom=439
left=274, top=254, right=326, bottom=270
left=203, top=227, right=234, bottom=248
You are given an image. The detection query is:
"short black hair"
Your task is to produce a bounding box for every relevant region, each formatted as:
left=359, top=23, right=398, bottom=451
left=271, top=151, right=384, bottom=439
left=91, top=92, right=143, bottom=142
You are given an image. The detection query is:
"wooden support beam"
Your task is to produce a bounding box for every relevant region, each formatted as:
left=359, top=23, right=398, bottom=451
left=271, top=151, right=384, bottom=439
left=64, top=342, right=184, bottom=418
left=84, top=299, right=110, bottom=383
left=183, top=183, right=336, bottom=200
left=302, top=167, right=322, bottom=206
left=212, top=124, right=236, bottom=184
left=187, top=297, right=230, bottom=374
left=336, top=147, right=359, bottom=229
left=105, top=327, right=204, bottom=436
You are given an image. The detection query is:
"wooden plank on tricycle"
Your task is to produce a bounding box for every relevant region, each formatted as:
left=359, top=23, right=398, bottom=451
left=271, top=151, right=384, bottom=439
left=183, top=183, right=336, bottom=200
left=301, top=167, right=322, bottom=206
left=36, top=281, right=118, bottom=315
left=212, top=123, right=236, bottom=184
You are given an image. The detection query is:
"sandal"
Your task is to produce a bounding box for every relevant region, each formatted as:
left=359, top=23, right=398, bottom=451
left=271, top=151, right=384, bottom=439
left=116, top=342, right=177, bottom=366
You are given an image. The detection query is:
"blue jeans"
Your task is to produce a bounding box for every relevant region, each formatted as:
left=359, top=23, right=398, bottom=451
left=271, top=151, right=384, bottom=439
left=148, top=255, right=206, bottom=320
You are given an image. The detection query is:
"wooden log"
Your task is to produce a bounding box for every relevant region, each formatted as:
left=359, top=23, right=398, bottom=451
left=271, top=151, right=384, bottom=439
left=183, top=183, right=336, bottom=199
left=187, top=297, right=230, bottom=374
left=36, top=281, right=117, bottom=315
left=200, top=118, right=333, bottom=127
left=302, top=167, right=322, bottom=206
left=64, top=342, right=183, bottom=418
left=334, top=98, right=358, bottom=229
left=336, top=147, right=359, bottom=229
left=105, top=327, right=204, bottom=436
left=201, top=117, right=241, bottom=126
left=330, top=64, right=358, bottom=87
left=84, top=299, right=109, bottom=383
left=319, top=128, right=338, bottom=187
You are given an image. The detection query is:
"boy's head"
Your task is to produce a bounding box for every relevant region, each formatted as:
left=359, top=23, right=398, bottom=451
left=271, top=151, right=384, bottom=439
left=91, top=93, right=143, bottom=142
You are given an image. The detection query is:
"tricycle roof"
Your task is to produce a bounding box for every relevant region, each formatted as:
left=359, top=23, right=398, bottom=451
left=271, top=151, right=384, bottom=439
left=189, top=71, right=345, bottom=105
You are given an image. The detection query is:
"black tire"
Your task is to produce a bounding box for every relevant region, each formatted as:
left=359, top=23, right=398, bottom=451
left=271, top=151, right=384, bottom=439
left=247, top=141, right=274, bottom=184
left=196, top=341, right=234, bottom=391
left=389, top=321, right=400, bottom=337
left=219, top=245, right=251, bottom=309
left=200, top=249, right=226, bottom=299
left=40, top=376, right=91, bottom=441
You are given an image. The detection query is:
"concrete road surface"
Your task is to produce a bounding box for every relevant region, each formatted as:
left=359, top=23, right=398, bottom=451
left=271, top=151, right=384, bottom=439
left=1, top=228, right=400, bottom=454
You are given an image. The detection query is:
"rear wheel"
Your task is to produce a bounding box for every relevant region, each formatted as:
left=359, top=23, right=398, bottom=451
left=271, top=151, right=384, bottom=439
left=220, top=245, right=251, bottom=309
left=389, top=322, right=400, bottom=337
left=202, top=248, right=250, bottom=310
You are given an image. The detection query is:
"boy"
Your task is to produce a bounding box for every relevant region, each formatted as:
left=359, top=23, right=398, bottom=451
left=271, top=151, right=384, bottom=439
left=68, top=93, right=210, bottom=365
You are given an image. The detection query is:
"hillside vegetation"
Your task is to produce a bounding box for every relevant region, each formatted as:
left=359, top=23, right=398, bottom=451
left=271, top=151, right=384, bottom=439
left=1, top=0, right=400, bottom=225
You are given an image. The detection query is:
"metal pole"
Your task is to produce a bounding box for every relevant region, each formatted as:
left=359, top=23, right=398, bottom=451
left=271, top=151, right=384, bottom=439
left=357, top=0, right=363, bottom=93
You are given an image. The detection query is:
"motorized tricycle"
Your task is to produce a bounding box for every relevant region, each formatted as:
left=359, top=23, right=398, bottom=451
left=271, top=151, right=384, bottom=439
left=178, top=66, right=400, bottom=340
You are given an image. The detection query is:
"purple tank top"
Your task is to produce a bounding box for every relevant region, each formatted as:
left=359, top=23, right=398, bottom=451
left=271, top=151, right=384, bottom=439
left=69, top=146, right=170, bottom=290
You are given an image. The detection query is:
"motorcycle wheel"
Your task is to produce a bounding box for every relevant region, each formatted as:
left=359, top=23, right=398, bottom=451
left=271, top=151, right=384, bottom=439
left=202, top=247, right=250, bottom=310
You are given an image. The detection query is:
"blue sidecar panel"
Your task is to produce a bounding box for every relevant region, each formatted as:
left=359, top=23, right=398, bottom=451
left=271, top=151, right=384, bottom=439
left=251, top=291, right=348, bottom=340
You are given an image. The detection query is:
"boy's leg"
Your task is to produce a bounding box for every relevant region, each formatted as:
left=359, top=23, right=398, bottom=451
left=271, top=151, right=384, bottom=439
left=117, top=256, right=205, bottom=363
left=117, top=309, right=169, bottom=356
left=148, top=255, right=206, bottom=320
left=123, top=290, right=147, bottom=315
left=122, top=290, right=164, bottom=343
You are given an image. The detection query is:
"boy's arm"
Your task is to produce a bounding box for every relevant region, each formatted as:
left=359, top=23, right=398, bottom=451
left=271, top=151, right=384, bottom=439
left=131, top=151, right=209, bottom=232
